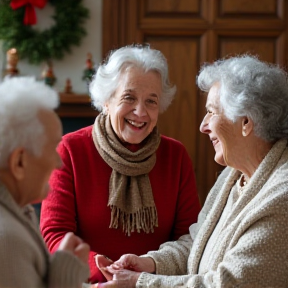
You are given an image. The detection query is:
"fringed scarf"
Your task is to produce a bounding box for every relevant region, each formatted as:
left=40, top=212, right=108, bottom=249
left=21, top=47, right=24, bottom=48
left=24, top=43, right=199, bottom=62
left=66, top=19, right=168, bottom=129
left=92, top=113, right=161, bottom=236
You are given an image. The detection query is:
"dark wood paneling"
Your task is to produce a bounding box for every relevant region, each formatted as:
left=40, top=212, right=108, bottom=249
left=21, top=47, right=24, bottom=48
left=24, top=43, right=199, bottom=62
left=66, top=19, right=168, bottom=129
left=147, top=0, right=199, bottom=13
left=146, top=38, right=199, bottom=165
left=219, top=0, right=278, bottom=15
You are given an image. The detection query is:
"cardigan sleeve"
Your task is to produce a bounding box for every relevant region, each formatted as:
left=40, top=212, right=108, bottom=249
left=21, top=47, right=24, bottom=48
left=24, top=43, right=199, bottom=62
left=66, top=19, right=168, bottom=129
left=49, top=251, right=90, bottom=288
left=136, top=188, right=288, bottom=287
left=40, top=141, right=106, bottom=283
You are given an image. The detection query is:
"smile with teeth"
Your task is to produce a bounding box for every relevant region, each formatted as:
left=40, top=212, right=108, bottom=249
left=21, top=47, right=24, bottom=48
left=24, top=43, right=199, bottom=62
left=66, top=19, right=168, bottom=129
left=126, top=119, right=146, bottom=128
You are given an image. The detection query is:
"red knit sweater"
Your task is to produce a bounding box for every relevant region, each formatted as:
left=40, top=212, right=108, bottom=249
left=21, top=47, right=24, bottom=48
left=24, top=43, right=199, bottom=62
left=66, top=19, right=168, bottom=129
left=40, top=126, right=200, bottom=283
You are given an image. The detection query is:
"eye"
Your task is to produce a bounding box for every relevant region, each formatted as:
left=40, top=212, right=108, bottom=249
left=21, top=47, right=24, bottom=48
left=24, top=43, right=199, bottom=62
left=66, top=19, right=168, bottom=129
left=147, top=98, right=158, bottom=105
left=123, top=94, right=135, bottom=102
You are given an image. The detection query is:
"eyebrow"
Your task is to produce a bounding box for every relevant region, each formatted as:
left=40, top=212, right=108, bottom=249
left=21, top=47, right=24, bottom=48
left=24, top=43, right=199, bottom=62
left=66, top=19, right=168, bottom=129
left=123, top=89, right=159, bottom=98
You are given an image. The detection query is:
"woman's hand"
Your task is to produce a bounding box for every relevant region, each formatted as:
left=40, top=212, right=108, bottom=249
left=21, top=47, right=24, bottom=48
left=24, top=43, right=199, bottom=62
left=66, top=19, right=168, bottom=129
left=95, top=254, right=114, bottom=281
left=111, top=254, right=156, bottom=273
left=57, top=232, right=90, bottom=264
left=95, top=269, right=141, bottom=288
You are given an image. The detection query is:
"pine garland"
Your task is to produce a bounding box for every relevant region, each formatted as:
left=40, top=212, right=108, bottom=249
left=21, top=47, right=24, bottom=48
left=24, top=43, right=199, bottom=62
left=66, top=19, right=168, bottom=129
left=0, top=0, right=89, bottom=64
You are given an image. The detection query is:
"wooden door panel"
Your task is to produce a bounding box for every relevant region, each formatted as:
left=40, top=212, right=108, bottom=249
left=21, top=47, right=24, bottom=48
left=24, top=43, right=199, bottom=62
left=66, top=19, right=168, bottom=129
left=145, top=38, right=199, bottom=165
left=219, top=37, right=276, bottom=62
left=219, top=0, right=278, bottom=15
left=146, top=0, right=199, bottom=13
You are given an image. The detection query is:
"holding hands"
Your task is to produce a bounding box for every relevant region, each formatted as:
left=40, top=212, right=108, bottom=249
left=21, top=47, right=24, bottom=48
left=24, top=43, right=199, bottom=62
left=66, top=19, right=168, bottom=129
left=94, top=254, right=156, bottom=288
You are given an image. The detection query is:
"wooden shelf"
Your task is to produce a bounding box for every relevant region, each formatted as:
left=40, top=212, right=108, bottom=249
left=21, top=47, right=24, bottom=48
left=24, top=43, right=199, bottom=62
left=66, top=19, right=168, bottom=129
left=56, top=93, right=99, bottom=118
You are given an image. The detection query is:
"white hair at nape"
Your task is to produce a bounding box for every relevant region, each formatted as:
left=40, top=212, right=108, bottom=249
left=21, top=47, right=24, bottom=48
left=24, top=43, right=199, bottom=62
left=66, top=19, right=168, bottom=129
left=0, top=76, right=59, bottom=167
left=89, top=44, right=177, bottom=113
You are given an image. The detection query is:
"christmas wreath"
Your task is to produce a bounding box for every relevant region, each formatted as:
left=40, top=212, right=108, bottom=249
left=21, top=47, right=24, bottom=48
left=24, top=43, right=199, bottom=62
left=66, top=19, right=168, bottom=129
left=0, top=0, right=89, bottom=64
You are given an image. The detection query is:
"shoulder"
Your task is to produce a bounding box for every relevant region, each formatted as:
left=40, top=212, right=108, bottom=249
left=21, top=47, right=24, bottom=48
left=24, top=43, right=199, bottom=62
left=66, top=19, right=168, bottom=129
left=59, top=125, right=94, bottom=153
left=156, top=135, right=191, bottom=166
left=158, top=135, right=188, bottom=155
left=62, top=125, right=93, bottom=143
left=0, top=203, right=38, bottom=252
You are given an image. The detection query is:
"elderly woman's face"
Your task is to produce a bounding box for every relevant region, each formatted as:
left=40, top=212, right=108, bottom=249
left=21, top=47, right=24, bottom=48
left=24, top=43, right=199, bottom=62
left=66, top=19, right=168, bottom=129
left=200, top=83, right=243, bottom=167
left=105, top=67, right=161, bottom=144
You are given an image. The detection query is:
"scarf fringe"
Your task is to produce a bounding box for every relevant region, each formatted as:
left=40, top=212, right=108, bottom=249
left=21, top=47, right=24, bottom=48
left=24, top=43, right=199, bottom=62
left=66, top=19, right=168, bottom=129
left=109, top=205, right=158, bottom=236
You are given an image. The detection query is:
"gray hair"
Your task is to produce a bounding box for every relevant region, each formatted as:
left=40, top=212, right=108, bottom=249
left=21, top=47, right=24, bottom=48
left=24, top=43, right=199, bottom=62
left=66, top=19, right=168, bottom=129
left=89, top=44, right=176, bottom=113
left=0, top=77, right=59, bottom=167
left=197, top=55, right=288, bottom=142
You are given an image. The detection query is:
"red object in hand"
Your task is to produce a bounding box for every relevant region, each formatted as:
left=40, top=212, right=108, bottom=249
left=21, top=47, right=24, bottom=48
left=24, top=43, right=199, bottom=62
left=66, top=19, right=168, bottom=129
left=10, top=0, right=47, bottom=25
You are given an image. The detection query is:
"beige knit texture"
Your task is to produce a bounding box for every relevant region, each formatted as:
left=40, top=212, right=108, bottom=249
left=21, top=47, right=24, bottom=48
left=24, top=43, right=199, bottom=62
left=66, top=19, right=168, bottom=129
left=138, top=140, right=288, bottom=287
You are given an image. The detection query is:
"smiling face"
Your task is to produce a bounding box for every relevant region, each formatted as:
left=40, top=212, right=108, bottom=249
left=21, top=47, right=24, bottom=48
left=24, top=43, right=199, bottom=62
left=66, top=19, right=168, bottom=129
left=200, top=83, right=244, bottom=167
left=105, top=67, right=162, bottom=144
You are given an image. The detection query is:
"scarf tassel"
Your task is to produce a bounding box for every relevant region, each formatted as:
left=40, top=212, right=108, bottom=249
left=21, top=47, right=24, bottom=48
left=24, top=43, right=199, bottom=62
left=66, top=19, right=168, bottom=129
left=109, top=206, right=158, bottom=236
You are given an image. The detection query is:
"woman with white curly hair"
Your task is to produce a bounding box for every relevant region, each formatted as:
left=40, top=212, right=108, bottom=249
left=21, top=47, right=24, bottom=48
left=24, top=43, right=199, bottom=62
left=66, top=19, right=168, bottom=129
left=40, top=44, right=200, bottom=285
left=102, top=55, right=288, bottom=288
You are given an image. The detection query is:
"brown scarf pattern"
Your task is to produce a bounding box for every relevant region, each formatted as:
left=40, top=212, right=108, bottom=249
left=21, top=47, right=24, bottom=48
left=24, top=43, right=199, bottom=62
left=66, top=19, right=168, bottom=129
left=92, top=113, right=161, bottom=236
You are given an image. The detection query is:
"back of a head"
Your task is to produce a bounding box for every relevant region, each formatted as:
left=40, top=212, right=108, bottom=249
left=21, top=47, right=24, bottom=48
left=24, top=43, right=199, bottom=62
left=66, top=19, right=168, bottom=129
left=89, top=44, right=176, bottom=113
left=0, top=77, right=59, bottom=167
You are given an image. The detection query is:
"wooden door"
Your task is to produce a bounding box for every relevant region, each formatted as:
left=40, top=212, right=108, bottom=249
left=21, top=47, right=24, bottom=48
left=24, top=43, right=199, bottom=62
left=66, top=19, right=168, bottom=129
left=102, top=0, right=288, bottom=205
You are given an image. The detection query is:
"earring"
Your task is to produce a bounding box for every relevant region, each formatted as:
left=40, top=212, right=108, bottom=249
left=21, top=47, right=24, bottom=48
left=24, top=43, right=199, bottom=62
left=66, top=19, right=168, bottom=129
left=242, top=126, right=246, bottom=136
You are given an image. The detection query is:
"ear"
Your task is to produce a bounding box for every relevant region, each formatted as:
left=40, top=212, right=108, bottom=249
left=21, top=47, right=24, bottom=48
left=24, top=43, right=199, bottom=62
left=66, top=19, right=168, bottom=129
left=242, top=117, right=253, bottom=137
left=9, top=148, right=26, bottom=180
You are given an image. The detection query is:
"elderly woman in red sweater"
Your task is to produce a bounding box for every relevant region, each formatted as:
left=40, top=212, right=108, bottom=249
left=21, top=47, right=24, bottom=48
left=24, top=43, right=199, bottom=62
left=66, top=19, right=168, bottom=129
left=40, top=44, right=200, bottom=284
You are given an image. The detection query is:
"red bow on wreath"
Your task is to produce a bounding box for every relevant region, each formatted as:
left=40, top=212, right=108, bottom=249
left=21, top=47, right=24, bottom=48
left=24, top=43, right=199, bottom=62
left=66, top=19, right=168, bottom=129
left=10, top=0, right=47, bottom=26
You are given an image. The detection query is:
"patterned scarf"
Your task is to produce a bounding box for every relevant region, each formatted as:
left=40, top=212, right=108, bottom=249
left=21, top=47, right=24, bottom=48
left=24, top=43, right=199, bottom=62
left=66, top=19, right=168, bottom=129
left=92, top=113, right=161, bottom=236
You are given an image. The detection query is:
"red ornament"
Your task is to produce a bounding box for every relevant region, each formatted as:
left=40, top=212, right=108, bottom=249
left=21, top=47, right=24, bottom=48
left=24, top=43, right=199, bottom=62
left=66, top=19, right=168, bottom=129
left=10, top=0, right=47, bottom=25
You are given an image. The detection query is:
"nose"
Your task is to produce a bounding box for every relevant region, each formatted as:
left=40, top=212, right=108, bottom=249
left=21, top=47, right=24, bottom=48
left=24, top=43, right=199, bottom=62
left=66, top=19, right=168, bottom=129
left=134, top=101, right=147, bottom=117
left=200, top=113, right=210, bottom=134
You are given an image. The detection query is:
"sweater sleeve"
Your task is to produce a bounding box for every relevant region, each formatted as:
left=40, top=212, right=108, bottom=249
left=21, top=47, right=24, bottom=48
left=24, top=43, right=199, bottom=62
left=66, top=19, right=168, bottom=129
left=141, top=234, right=192, bottom=276
left=136, top=194, right=288, bottom=287
left=49, top=251, right=90, bottom=288
left=170, top=146, right=201, bottom=240
left=40, top=141, right=106, bottom=283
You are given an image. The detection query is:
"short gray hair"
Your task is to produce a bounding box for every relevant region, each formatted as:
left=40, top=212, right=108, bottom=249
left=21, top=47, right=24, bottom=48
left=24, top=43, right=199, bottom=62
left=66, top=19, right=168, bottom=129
left=0, top=77, right=59, bottom=167
left=197, top=55, right=288, bottom=142
left=89, top=44, right=176, bottom=113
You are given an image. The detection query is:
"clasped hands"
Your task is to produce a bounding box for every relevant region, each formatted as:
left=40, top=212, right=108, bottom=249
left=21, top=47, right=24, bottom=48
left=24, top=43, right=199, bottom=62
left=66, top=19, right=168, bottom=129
left=93, top=254, right=156, bottom=288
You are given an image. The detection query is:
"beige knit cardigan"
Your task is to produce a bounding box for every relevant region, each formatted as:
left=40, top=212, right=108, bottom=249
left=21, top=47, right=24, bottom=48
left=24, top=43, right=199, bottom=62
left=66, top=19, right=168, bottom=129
left=0, top=183, right=89, bottom=288
left=137, top=139, right=288, bottom=288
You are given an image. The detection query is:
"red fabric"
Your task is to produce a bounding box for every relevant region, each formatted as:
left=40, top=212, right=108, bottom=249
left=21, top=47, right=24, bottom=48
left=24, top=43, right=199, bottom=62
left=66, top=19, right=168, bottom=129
left=10, top=0, right=47, bottom=25
left=40, top=126, right=200, bottom=283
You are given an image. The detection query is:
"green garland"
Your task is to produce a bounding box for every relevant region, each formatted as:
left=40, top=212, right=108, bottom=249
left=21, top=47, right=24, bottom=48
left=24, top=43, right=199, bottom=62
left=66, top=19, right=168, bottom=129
left=0, top=0, right=89, bottom=64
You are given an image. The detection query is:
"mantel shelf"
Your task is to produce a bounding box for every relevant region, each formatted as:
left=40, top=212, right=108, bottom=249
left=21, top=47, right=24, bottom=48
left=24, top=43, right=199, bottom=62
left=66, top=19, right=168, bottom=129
left=57, top=93, right=98, bottom=118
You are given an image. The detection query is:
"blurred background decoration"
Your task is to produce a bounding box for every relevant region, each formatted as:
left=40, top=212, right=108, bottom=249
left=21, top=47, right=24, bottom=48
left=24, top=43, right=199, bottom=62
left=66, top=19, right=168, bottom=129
left=0, top=0, right=89, bottom=65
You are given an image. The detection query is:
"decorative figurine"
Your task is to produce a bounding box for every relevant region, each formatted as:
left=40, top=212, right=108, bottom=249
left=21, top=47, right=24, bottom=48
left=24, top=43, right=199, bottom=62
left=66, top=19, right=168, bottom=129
left=82, top=52, right=95, bottom=85
left=42, top=60, right=56, bottom=86
left=4, top=48, right=20, bottom=77
left=64, top=78, right=73, bottom=94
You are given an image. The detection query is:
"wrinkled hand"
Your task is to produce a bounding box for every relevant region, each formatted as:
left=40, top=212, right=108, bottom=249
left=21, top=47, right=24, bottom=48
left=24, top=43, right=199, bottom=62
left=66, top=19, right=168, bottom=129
left=111, top=254, right=155, bottom=273
left=95, top=268, right=140, bottom=288
left=95, top=254, right=114, bottom=281
left=58, top=232, right=90, bottom=264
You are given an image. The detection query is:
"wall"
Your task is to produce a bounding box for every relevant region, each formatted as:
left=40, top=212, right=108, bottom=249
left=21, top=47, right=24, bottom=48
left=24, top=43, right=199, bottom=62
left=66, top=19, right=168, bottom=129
left=0, top=0, right=103, bottom=94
